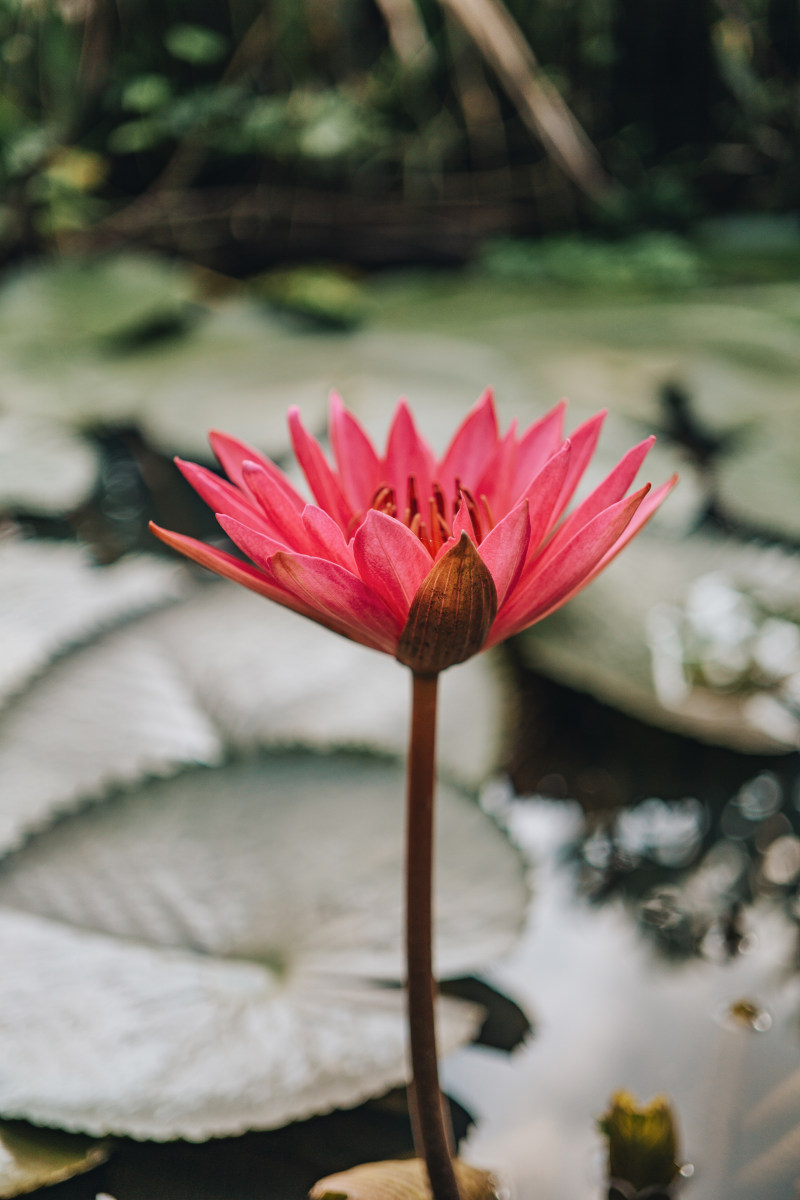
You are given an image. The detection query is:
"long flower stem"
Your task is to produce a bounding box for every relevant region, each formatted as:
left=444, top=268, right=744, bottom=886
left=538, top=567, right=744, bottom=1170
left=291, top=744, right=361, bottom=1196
left=405, top=671, right=461, bottom=1200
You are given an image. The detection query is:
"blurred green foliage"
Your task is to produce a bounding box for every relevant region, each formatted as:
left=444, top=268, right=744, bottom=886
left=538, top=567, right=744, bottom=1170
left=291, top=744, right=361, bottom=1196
left=0, top=0, right=799, bottom=265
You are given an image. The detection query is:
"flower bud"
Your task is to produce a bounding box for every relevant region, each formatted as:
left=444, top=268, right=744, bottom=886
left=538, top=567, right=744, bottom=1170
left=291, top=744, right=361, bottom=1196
left=599, top=1090, right=680, bottom=1194
left=396, top=532, right=497, bottom=675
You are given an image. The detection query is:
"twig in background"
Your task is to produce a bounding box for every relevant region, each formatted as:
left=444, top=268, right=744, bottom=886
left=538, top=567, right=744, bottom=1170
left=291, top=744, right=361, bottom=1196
left=438, top=0, right=611, bottom=201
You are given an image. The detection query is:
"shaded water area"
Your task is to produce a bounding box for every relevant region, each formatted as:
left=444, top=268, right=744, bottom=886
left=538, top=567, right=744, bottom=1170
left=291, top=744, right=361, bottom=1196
left=3, top=261, right=800, bottom=1199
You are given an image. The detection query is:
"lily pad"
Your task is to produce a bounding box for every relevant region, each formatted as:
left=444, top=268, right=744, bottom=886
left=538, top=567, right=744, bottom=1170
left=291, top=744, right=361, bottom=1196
left=0, top=254, right=195, bottom=357
left=0, top=1121, right=109, bottom=1198
left=715, top=410, right=800, bottom=542
left=0, top=415, right=99, bottom=516
left=126, top=302, right=337, bottom=459
left=0, top=753, right=527, bottom=1139
left=518, top=533, right=800, bottom=753
left=0, top=538, right=183, bottom=707
left=0, top=630, right=223, bottom=854
left=139, top=586, right=506, bottom=787
left=0, top=557, right=505, bottom=856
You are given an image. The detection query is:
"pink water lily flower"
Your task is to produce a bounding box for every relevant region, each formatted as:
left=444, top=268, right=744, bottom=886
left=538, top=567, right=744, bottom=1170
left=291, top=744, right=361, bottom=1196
left=151, top=391, right=676, bottom=673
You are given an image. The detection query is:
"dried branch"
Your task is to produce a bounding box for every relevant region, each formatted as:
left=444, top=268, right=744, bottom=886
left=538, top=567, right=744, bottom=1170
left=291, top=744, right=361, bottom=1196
left=438, top=0, right=610, bottom=200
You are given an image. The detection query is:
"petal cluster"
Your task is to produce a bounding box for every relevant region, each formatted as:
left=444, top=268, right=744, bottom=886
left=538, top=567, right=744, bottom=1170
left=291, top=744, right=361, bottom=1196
left=151, top=391, right=676, bottom=667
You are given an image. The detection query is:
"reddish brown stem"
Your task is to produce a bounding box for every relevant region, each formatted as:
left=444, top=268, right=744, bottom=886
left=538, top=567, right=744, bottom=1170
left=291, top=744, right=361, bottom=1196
left=405, top=671, right=461, bottom=1200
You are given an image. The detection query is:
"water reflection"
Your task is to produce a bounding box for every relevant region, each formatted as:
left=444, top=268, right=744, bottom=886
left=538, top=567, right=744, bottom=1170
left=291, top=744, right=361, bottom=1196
left=443, top=789, right=800, bottom=1200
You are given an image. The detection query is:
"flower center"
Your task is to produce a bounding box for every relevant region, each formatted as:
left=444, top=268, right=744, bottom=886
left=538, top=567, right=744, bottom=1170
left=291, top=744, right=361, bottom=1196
left=368, top=475, right=494, bottom=556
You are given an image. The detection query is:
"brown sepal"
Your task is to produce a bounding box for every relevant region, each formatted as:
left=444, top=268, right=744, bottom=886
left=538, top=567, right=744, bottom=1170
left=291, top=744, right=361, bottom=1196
left=396, top=533, right=497, bottom=675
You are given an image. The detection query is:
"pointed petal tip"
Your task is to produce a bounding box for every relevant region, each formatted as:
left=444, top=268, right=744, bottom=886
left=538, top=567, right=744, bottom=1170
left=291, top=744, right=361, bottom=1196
left=207, top=428, right=231, bottom=453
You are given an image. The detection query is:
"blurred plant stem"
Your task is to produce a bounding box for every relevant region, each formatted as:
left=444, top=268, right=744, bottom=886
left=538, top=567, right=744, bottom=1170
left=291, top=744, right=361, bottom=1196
left=405, top=671, right=460, bottom=1200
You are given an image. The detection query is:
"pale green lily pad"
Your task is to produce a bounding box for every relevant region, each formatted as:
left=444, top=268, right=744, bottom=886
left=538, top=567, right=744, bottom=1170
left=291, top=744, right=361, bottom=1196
left=518, top=533, right=800, bottom=753
left=0, top=578, right=504, bottom=855
left=125, top=301, right=338, bottom=458
left=139, top=584, right=506, bottom=786
left=0, top=1122, right=108, bottom=1198
left=716, top=410, right=800, bottom=542
left=0, top=254, right=195, bottom=358
left=0, top=753, right=527, bottom=1139
left=0, top=628, right=224, bottom=854
left=0, top=414, right=99, bottom=515
left=0, top=538, right=184, bottom=707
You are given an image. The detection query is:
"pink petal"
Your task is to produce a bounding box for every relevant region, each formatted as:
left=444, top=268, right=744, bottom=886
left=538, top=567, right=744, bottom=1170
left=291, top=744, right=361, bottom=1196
left=552, top=409, right=607, bottom=518
left=473, top=421, right=518, bottom=517
left=149, top=523, right=394, bottom=653
left=383, top=399, right=436, bottom=506
left=175, top=459, right=273, bottom=533
left=551, top=436, right=656, bottom=548
left=478, top=500, right=531, bottom=608
left=302, top=504, right=357, bottom=571
left=451, top=496, right=477, bottom=542
left=269, top=550, right=402, bottom=653
left=149, top=522, right=309, bottom=609
left=288, top=406, right=353, bottom=531
left=352, top=509, right=433, bottom=624
left=241, top=460, right=309, bottom=545
left=520, top=441, right=573, bottom=554
left=489, top=484, right=649, bottom=644
left=510, top=400, right=567, bottom=499
left=568, top=474, right=678, bottom=598
left=329, top=392, right=383, bottom=512
left=216, top=514, right=292, bottom=566
left=437, top=388, right=500, bottom=496
left=208, top=430, right=305, bottom=508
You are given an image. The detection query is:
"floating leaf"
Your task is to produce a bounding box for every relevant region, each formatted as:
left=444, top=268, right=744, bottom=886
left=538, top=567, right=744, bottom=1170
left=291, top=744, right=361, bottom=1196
left=0, top=555, right=505, bottom=856
left=310, top=1157, right=498, bottom=1200
left=0, top=754, right=527, bottom=1139
left=0, top=539, right=183, bottom=708
left=0, top=631, right=222, bottom=854
left=0, top=255, right=195, bottom=357
left=716, top=410, right=800, bottom=541
left=518, top=534, right=800, bottom=752
left=141, top=584, right=506, bottom=786
left=0, top=414, right=98, bottom=515
left=0, top=1121, right=109, bottom=1198
left=124, top=302, right=336, bottom=458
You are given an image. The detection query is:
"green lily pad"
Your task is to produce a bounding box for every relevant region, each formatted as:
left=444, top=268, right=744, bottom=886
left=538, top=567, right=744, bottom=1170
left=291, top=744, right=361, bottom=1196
left=0, top=415, right=98, bottom=515
left=0, top=753, right=527, bottom=1140
left=518, top=533, right=800, bottom=753
left=0, top=538, right=183, bottom=708
left=0, top=254, right=195, bottom=357
left=0, top=577, right=504, bottom=855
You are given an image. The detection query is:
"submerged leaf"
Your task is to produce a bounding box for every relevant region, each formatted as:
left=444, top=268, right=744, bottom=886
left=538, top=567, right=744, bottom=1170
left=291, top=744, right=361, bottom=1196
left=309, top=1157, right=498, bottom=1200
left=0, top=754, right=526, bottom=1139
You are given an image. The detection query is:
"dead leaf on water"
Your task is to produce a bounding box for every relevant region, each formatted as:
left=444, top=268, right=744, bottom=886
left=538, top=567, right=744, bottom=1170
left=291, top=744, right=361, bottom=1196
left=0, top=1121, right=109, bottom=1198
left=309, top=1157, right=499, bottom=1200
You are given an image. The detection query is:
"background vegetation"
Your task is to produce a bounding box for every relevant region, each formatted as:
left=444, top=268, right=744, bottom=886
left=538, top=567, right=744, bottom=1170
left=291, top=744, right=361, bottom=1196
left=2, top=0, right=799, bottom=270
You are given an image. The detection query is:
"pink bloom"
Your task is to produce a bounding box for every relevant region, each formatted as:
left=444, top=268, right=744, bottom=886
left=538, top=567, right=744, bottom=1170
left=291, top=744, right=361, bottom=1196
left=151, top=391, right=675, bottom=671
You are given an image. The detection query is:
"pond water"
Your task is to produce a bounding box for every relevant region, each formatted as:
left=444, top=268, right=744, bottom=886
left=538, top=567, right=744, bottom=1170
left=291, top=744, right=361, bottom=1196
left=445, top=791, right=800, bottom=1200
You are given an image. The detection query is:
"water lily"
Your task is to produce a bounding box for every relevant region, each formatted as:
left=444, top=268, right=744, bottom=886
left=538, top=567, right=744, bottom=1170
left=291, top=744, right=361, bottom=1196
left=151, top=390, right=675, bottom=669
left=151, top=389, right=675, bottom=1200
